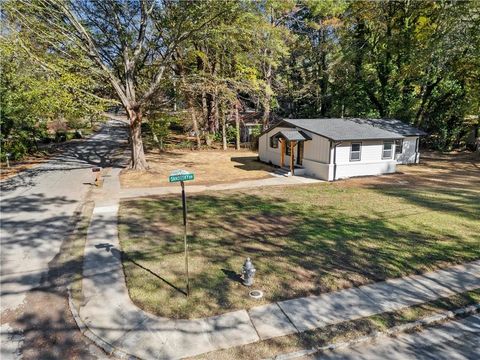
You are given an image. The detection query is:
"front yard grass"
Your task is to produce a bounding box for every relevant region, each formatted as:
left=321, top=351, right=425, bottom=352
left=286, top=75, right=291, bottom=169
left=118, top=155, right=480, bottom=319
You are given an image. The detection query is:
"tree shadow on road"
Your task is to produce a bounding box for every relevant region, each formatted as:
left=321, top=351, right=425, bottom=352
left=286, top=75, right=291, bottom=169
left=0, top=120, right=129, bottom=193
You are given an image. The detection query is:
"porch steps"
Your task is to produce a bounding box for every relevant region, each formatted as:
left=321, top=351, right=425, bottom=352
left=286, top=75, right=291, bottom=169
left=273, top=167, right=291, bottom=177
left=273, top=167, right=307, bottom=177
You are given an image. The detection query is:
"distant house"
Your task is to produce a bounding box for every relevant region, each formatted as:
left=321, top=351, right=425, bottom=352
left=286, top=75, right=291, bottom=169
left=258, top=118, right=427, bottom=181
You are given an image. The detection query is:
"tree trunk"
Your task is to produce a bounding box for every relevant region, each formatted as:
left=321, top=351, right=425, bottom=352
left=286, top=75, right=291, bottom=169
left=180, top=76, right=201, bottom=149
left=235, top=101, right=240, bottom=150
left=415, top=77, right=441, bottom=127
left=262, top=61, right=272, bottom=130
left=262, top=90, right=271, bottom=130
left=191, top=107, right=201, bottom=149
left=202, top=91, right=208, bottom=128
left=474, top=122, right=479, bottom=153
left=128, top=107, right=148, bottom=170
left=213, top=89, right=219, bottom=132
left=172, top=78, right=177, bottom=112
left=206, top=92, right=218, bottom=133
left=221, top=107, right=227, bottom=150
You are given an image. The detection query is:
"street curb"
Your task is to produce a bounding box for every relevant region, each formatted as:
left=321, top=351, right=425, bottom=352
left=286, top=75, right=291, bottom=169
left=267, top=303, right=480, bottom=360
left=67, top=286, right=139, bottom=360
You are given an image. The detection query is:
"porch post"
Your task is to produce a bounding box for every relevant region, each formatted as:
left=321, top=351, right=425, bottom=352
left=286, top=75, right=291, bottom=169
left=290, top=141, right=296, bottom=175
left=280, top=139, right=285, bottom=167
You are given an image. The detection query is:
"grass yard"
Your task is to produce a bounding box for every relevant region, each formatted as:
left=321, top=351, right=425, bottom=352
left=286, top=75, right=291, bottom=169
left=118, top=153, right=480, bottom=319
left=120, top=149, right=274, bottom=188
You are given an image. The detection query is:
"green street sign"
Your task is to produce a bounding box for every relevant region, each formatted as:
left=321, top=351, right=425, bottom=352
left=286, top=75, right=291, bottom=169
left=169, top=169, right=195, bottom=183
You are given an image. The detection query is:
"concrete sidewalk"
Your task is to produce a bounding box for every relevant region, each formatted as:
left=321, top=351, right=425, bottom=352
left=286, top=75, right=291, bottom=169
left=119, top=174, right=322, bottom=199
left=80, top=169, right=259, bottom=359
left=76, top=170, right=480, bottom=359
left=306, top=314, right=480, bottom=359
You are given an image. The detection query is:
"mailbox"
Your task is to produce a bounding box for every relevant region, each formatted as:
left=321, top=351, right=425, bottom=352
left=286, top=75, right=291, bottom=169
left=92, top=167, right=102, bottom=186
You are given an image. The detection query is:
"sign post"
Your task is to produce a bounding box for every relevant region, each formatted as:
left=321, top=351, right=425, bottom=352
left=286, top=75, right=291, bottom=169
left=169, top=170, right=195, bottom=296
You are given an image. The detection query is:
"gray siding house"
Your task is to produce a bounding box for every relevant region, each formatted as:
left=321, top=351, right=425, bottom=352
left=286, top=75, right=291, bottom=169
left=258, top=118, right=426, bottom=181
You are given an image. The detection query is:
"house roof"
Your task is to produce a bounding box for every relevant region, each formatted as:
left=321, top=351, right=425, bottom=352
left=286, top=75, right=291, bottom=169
left=273, top=130, right=311, bottom=141
left=268, top=118, right=426, bottom=141
left=362, top=118, right=428, bottom=136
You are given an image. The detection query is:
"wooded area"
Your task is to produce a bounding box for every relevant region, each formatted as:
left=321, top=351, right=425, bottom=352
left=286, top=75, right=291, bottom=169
left=1, top=0, right=479, bottom=168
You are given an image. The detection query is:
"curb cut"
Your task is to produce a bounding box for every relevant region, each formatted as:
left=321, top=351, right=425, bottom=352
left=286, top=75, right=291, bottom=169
left=267, top=303, right=480, bottom=360
left=67, top=286, right=139, bottom=360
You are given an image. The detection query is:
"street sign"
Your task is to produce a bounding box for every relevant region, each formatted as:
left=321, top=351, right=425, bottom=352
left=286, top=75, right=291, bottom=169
left=168, top=169, right=195, bottom=296
left=169, top=169, right=194, bottom=183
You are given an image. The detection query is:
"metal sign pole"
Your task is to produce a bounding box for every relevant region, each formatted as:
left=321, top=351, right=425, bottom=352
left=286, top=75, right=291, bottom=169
left=169, top=169, right=194, bottom=297
left=181, top=181, right=190, bottom=296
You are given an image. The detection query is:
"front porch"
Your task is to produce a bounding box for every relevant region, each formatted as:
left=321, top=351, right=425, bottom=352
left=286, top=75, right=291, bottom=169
left=272, top=130, right=311, bottom=176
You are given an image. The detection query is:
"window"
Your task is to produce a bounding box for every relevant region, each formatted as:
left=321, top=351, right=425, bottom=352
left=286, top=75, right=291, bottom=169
left=270, top=136, right=278, bottom=149
left=382, top=141, right=393, bottom=159
left=285, top=141, right=291, bottom=156
left=395, top=139, right=403, bottom=155
left=350, top=142, right=361, bottom=161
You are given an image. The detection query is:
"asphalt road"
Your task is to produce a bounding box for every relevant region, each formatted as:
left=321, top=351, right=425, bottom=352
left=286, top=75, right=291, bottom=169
left=308, top=314, right=480, bottom=360
left=0, top=119, right=128, bottom=359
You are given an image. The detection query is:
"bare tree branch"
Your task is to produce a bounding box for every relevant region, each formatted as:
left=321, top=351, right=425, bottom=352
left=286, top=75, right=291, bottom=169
left=50, top=0, right=130, bottom=107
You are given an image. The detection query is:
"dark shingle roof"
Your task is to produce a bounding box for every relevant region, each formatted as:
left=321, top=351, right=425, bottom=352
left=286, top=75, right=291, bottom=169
left=279, top=118, right=426, bottom=141
left=273, top=130, right=311, bottom=141
left=363, top=118, right=427, bottom=136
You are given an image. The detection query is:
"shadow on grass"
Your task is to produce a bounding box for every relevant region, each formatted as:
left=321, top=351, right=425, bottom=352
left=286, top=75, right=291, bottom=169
left=221, top=269, right=243, bottom=284
left=118, top=175, right=480, bottom=317
left=95, top=242, right=187, bottom=296
left=231, top=156, right=272, bottom=172
left=373, top=187, right=480, bottom=221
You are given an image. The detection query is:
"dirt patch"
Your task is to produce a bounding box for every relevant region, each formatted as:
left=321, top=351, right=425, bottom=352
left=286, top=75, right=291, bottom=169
left=120, top=149, right=275, bottom=188
left=12, top=289, right=105, bottom=360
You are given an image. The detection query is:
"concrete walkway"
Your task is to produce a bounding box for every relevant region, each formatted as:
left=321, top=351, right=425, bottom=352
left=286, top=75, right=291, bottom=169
left=77, top=170, right=480, bottom=359
left=81, top=169, right=259, bottom=359
left=119, top=174, right=322, bottom=199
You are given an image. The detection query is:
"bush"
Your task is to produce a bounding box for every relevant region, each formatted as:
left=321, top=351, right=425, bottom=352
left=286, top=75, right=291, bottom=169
left=226, top=125, right=238, bottom=144
left=74, top=130, right=84, bottom=139
left=250, top=125, right=262, bottom=139
left=55, top=130, right=67, bottom=142
left=147, top=112, right=179, bottom=151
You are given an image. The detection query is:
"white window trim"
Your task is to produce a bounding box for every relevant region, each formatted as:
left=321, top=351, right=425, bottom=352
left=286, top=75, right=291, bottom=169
left=270, top=135, right=279, bottom=149
left=395, top=139, right=403, bottom=155
left=382, top=141, right=394, bottom=159
left=350, top=142, right=362, bottom=162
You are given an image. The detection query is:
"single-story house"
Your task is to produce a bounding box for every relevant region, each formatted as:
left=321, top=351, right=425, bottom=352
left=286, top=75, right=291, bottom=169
left=258, top=118, right=427, bottom=181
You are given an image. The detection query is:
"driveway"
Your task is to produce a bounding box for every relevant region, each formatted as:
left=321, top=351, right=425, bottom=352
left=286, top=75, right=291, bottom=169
left=0, top=119, right=128, bottom=359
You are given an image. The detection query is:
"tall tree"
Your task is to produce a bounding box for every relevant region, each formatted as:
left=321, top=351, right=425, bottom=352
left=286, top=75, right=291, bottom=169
left=255, top=0, right=294, bottom=129
left=6, top=0, right=226, bottom=169
left=173, top=1, right=279, bottom=144
left=279, top=0, right=346, bottom=118
left=0, top=28, right=107, bottom=160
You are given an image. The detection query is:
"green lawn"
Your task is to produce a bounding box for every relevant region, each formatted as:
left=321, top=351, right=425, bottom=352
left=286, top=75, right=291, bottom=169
left=118, top=164, right=480, bottom=319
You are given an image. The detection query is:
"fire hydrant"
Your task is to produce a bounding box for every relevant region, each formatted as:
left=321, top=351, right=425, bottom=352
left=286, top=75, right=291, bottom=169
left=242, top=258, right=256, bottom=287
